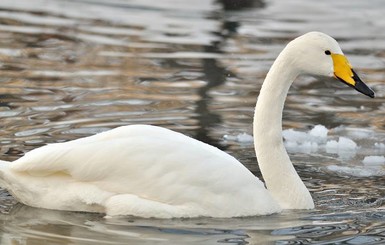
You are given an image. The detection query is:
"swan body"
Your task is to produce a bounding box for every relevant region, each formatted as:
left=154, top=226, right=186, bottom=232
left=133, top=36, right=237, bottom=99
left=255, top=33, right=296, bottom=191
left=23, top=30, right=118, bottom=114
left=0, top=32, right=374, bottom=218
left=0, top=125, right=280, bottom=218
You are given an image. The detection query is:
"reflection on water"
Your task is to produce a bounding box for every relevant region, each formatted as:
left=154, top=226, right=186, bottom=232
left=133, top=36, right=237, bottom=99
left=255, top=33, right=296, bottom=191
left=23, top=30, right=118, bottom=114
left=0, top=0, right=384, bottom=243
left=2, top=203, right=385, bottom=244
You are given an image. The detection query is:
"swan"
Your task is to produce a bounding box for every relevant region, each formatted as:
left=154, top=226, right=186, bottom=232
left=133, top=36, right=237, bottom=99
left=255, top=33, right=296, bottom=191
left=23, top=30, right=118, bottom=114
left=0, top=32, right=375, bottom=218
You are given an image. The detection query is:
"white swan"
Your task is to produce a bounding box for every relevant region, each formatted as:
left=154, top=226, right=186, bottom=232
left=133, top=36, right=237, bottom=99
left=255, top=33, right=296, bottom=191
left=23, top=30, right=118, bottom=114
left=0, top=32, right=374, bottom=218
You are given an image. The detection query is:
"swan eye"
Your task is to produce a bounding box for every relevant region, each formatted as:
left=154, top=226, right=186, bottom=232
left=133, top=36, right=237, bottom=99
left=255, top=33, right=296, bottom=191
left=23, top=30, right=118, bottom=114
left=324, top=50, right=331, bottom=55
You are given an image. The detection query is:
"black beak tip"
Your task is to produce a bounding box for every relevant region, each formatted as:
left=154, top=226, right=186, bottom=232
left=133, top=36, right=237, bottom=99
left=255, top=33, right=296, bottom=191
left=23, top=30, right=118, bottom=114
left=352, top=70, right=375, bottom=98
left=355, top=79, right=375, bottom=98
left=355, top=82, right=375, bottom=98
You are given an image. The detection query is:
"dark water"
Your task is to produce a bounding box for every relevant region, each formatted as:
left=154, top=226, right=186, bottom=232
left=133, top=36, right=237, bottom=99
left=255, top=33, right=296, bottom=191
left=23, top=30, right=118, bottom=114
left=0, top=0, right=384, bottom=244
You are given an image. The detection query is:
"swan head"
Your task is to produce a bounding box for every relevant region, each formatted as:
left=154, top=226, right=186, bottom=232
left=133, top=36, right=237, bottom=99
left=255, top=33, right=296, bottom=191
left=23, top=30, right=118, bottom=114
left=287, top=32, right=375, bottom=98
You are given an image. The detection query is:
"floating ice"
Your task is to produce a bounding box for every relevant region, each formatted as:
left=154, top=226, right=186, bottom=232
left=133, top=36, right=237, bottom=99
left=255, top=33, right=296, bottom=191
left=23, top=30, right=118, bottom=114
left=221, top=124, right=385, bottom=177
left=375, top=143, right=385, bottom=149
left=325, top=137, right=357, bottom=152
left=282, top=125, right=362, bottom=158
left=362, top=156, right=385, bottom=165
left=282, top=129, right=309, bottom=143
left=309, top=124, right=328, bottom=139
left=282, top=124, right=328, bottom=153
left=327, top=165, right=385, bottom=177
left=226, top=125, right=381, bottom=161
left=327, top=154, right=385, bottom=177
left=325, top=137, right=358, bottom=159
left=235, top=133, right=253, bottom=143
left=223, top=132, right=253, bottom=143
left=283, top=124, right=328, bottom=144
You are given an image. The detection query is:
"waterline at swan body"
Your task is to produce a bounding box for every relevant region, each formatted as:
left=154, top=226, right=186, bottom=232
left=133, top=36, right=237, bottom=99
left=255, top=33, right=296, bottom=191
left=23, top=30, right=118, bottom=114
left=0, top=32, right=374, bottom=218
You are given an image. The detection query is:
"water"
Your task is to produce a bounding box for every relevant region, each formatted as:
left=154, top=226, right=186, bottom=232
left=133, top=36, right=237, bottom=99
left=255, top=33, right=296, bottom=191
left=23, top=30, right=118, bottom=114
left=0, top=0, right=384, bottom=243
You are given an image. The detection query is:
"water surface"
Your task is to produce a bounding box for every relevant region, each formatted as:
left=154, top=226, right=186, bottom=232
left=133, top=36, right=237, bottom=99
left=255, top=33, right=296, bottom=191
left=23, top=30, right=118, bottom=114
left=0, top=0, right=384, bottom=244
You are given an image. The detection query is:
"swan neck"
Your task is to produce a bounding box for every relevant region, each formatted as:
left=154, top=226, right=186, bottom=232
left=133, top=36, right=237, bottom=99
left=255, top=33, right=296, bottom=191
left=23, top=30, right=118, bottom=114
left=254, top=51, right=298, bottom=142
left=253, top=49, right=314, bottom=209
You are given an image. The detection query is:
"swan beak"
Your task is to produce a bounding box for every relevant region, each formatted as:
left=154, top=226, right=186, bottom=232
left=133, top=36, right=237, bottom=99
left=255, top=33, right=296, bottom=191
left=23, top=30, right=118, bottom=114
left=332, top=54, right=375, bottom=98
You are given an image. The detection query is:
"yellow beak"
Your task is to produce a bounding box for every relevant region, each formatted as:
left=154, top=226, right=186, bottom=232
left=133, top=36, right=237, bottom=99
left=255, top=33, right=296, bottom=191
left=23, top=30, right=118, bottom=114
left=332, top=54, right=375, bottom=98
left=332, top=54, right=354, bottom=86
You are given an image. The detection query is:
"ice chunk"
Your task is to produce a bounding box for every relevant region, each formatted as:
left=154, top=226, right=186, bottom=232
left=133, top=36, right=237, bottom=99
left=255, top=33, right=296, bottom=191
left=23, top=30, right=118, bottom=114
left=283, top=124, right=328, bottom=144
left=325, top=139, right=338, bottom=150
left=309, top=124, right=328, bottom=140
left=327, top=165, right=385, bottom=177
left=375, top=143, right=385, bottom=149
left=285, top=141, right=298, bottom=149
left=285, top=140, right=319, bottom=154
left=283, top=125, right=332, bottom=154
left=362, top=156, right=385, bottom=165
left=326, top=137, right=357, bottom=151
left=300, top=141, right=319, bottom=153
left=223, top=133, right=253, bottom=144
left=326, top=137, right=357, bottom=159
left=282, top=129, right=308, bottom=143
left=236, top=133, right=253, bottom=143
left=339, top=137, right=358, bottom=150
